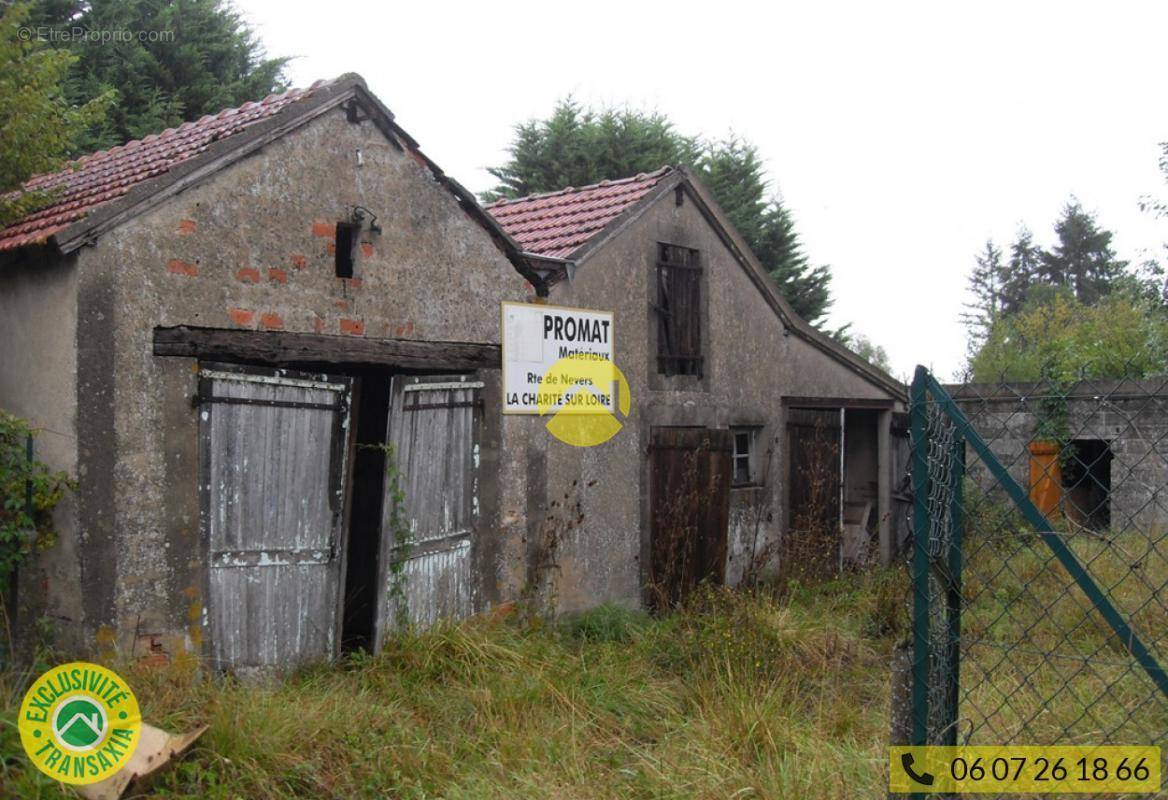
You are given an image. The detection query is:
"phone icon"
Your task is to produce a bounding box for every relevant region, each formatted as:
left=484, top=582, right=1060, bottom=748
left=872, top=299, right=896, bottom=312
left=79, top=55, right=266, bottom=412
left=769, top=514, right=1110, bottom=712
left=901, top=753, right=936, bottom=786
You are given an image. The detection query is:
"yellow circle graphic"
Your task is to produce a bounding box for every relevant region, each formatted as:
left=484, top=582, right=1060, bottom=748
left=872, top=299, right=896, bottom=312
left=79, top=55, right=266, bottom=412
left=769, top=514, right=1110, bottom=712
left=537, top=354, right=632, bottom=447
left=18, top=661, right=142, bottom=785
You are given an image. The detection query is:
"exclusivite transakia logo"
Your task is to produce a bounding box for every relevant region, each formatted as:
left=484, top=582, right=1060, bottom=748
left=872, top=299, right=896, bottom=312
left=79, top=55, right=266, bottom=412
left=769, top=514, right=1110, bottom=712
left=18, top=661, right=141, bottom=785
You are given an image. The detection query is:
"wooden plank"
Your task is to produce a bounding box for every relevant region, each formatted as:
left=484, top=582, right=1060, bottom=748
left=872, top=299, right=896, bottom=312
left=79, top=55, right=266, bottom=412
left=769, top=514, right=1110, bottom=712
left=649, top=427, right=731, bottom=609
left=203, top=366, right=352, bottom=669
left=377, top=376, right=480, bottom=642
left=155, top=326, right=501, bottom=371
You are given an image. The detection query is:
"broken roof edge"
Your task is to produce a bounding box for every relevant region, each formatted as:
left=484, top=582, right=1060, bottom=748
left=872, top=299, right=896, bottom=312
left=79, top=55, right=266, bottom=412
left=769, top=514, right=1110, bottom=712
left=38, top=73, right=545, bottom=291
left=565, top=166, right=906, bottom=401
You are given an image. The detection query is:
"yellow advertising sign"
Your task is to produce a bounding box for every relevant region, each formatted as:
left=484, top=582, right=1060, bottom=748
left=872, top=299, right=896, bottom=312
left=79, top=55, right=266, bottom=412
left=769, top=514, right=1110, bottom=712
left=889, top=746, right=1160, bottom=794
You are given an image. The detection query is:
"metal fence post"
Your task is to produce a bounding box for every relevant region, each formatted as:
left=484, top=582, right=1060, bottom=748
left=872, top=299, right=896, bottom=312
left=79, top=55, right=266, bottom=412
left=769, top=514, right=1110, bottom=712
left=910, top=367, right=930, bottom=747
left=944, top=435, right=963, bottom=746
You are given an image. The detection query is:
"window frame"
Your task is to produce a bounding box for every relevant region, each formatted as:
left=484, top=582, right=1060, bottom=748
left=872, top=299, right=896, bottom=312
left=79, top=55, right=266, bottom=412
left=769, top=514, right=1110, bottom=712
left=730, top=425, right=763, bottom=487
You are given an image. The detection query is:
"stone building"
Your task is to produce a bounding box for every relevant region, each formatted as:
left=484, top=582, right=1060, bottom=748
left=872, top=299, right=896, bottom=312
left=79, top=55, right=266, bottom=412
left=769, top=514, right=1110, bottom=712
left=947, top=378, right=1168, bottom=531
left=0, top=74, right=905, bottom=670
left=0, top=74, right=556, bottom=667
left=486, top=168, right=906, bottom=610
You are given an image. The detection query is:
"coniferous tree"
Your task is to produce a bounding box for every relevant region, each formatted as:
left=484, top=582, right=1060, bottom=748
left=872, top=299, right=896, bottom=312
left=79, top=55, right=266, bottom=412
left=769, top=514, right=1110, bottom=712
left=30, top=0, right=288, bottom=153
left=963, top=239, right=1006, bottom=343
left=1002, top=227, right=1042, bottom=315
left=0, top=2, right=110, bottom=226
left=1041, top=201, right=1127, bottom=305
left=485, top=100, right=837, bottom=326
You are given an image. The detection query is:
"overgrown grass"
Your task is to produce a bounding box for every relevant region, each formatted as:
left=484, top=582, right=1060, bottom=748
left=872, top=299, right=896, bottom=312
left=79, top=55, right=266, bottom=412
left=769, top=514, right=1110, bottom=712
left=0, top=573, right=906, bottom=799
left=959, top=529, right=1168, bottom=746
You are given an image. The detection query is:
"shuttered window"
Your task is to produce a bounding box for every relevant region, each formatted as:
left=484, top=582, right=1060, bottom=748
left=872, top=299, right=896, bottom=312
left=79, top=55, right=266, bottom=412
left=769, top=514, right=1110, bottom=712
left=655, top=242, right=703, bottom=376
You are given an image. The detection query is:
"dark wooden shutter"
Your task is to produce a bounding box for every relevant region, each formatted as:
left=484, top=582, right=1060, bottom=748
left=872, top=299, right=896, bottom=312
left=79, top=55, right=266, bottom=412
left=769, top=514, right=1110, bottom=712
left=656, top=244, right=703, bottom=376
left=376, top=375, right=482, bottom=642
left=200, top=365, right=352, bottom=669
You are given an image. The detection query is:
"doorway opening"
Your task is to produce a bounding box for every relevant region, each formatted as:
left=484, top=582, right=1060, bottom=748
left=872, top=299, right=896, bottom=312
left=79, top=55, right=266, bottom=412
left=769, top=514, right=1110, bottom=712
left=340, top=374, right=391, bottom=652
left=1062, top=439, right=1112, bottom=531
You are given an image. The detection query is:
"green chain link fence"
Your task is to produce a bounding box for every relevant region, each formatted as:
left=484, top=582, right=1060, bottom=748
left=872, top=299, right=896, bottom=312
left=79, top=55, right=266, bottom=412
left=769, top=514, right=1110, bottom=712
left=908, top=365, right=1168, bottom=758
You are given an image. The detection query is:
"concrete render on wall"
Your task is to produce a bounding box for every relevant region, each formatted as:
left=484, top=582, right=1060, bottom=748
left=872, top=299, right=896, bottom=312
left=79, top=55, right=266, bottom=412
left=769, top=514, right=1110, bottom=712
left=1, top=106, right=901, bottom=658
left=0, top=253, right=84, bottom=648
left=527, top=187, right=898, bottom=614
left=9, top=105, right=547, bottom=656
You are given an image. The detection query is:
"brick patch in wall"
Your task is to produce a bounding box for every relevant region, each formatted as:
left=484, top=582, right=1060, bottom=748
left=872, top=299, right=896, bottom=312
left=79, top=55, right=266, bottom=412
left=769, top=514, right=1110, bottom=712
left=166, top=258, right=198, bottom=277
left=312, top=221, right=334, bottom=237
left=177, top=219, right=197, bottom=235
left=228, top=308, right=255, bottom=327
left=339, top=318, right=365, bottom=336
left=290, top=254, right=307, bottom=269
left=235, top=267, right=261, bottom=283
left=260, top=312, right=284, bottom=330
left=268, top=268, right=288, bottom=284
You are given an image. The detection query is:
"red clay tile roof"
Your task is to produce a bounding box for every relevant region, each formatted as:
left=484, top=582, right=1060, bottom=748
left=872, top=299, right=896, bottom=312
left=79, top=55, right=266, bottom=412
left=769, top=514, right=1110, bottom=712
left=0, top=81, right=328, bottom=253
left=484, top=167, right=673, bottom=259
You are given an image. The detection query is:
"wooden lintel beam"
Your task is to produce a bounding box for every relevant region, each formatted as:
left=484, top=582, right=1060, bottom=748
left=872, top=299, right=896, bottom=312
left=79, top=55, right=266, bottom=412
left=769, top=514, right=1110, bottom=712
left=153, top=326, right=500, bottom=371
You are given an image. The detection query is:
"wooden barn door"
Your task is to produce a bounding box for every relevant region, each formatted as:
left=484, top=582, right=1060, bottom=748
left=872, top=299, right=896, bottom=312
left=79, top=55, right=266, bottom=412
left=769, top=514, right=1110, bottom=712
left=786, top=408, right=843, bottom=572
left=376, top=375, right=482, bottom=643
left=200, top=365, right=352, bottom=670
left=648, top=427, right=732, bottom=609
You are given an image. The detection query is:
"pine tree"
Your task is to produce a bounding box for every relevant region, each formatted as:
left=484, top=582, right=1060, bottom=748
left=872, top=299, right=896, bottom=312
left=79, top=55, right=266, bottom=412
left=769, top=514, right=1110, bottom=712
left=1001, top=227, right=1042, bottom=315
left=30, top=0, right=288, bottom=153
left=1041, top=200, right=1127, bottom=305
left=0, top=2, right=110, bottom=226
left=485, top=101, right=837, bottom=326
left=963, top=239, right=1006, bottom=342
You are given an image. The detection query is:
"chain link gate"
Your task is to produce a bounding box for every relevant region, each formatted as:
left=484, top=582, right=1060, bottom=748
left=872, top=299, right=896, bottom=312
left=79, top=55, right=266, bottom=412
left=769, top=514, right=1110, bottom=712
left=908, top=365, right=1168, bottom=760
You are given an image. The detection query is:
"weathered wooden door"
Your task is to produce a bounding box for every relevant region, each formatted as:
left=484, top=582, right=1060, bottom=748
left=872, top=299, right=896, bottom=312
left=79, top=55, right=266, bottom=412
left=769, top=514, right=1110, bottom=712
left=200, top=365, right=352, bottom=669
left=376, top=375, right=482, bottom=643
left=787, top=409, right=843, bottom=535
left=648, top=427, right=732, bottom=609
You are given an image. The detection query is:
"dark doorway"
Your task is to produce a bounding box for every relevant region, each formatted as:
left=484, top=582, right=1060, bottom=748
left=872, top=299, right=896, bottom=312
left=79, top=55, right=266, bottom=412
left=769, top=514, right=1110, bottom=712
left=1062, top=439, right=1112, bottom=531
left=648, top=427, right=731, bottom=610
left=341, top=376, right=391, bottom=651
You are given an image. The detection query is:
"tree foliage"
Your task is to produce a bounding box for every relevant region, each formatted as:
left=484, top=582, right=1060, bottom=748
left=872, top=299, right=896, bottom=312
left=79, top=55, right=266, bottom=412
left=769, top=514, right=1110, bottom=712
left=969, top=291, right=1168, bottom=383
left=0, top=2, right=110, bottom=226
left=848, top=333, right=893, bottom=374
left=29, top=0, right=288, bottom=153
left=1040, top=200, right=1127, bottom=304
left=0, top=411, right=74, bottom=590
left=964, top=201, right=1165, bottom=380
left=485, top=99, right=836, bottom=326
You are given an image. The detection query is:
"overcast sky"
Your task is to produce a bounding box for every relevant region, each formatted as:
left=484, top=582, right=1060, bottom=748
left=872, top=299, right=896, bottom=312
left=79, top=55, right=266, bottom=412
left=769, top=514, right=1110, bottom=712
left=236, top=0, right=1168, bottom=381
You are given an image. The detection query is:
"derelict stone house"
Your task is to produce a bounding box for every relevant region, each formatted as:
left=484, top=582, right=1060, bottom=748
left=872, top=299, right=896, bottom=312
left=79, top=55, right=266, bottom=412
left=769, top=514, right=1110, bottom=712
left=947, top=378, right=1168, bottom=532
left=0, top=74, right=563, bottom=667
left=486, top=168, right=907, bottom=610
left=0, top=72, right=905, bottom=670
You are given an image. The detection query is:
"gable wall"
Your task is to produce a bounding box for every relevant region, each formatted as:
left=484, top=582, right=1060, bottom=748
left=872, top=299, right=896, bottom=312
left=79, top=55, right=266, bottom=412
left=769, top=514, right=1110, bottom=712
left=69, top=106, right=537, bottom=654
left=526, top=188, right=898, bottom=611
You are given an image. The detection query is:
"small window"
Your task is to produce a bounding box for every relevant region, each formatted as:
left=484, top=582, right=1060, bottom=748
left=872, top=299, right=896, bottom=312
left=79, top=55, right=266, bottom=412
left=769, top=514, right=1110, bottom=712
left=731, top=426, right=762, bottom=486
left=655, top=243, right=702, bottom=376
left=335, top=221, right=359, bottom=279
